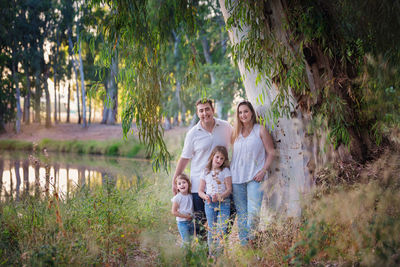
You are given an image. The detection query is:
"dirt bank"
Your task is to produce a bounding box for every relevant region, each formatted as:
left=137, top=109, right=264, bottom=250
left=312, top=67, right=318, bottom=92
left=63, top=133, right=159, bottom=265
left=0, top=123, right=187, bottom=143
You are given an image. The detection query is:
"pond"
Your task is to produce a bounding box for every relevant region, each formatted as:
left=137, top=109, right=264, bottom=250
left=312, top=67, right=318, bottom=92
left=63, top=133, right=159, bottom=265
left=0, top=151, right=169, bottom=200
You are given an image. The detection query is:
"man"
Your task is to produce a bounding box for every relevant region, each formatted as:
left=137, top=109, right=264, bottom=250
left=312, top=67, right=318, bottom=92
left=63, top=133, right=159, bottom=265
left=172, top=98, right=232, bottom=239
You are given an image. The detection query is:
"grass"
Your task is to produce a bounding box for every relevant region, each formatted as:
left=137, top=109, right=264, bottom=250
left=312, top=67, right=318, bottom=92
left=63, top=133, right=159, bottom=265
left=1, top=127, right=399, bottom=266
left=0, top=166, right=174, bottom=266
left=0, top=138, right=145, bottom=158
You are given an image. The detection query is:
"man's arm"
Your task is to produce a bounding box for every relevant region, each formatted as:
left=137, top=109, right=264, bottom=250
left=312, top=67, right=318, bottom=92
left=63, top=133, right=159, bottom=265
left=172, top=157, right=190, bottom=194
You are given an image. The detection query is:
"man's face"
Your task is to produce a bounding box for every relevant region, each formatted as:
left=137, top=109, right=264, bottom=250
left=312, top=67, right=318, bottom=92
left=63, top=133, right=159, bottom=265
left=196, top=103, right=214, bottom=124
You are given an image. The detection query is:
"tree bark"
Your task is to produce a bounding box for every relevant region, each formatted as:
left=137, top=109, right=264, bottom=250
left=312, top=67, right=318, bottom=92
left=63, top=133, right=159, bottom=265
left=44, top=69, right=52, bottom=128
left=77, top=30, right=87, bottom=127
left=23, top=66, right=31, bottom=124
left=13, top=65, right=22, bottom=134
left=68, top=27, right=81, bottom=124
left=102, top=51, right=118, bottom=125
left=58, top=79, right=61, bottom=121
left=34, top=69, right=41, bottom=123
left=67, top=82, right=71, bottom=123
left=53, top=30, right=59, bottom=124
left=220, top=0, right=312, bottom=218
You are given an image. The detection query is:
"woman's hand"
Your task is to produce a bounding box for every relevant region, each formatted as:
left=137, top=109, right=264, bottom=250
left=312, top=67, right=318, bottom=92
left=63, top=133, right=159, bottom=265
left=211, top=194, right=219, bottom=202
left=253, top=168, right=266, bottom=182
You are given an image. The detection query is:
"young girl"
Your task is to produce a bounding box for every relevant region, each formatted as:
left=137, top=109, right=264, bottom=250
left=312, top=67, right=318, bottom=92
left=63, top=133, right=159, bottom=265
left=171, top=173, right=194, bottom=245
left=198, top=146, right=232, bottom=256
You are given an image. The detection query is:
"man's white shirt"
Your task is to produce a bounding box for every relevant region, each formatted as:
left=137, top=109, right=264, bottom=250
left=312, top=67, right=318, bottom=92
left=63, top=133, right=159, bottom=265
left=181, top=118, right=232, bottom=193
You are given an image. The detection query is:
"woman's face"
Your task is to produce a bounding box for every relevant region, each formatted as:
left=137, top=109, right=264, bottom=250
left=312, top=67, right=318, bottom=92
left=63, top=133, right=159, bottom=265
left=238, top=104, right=253, bottom=125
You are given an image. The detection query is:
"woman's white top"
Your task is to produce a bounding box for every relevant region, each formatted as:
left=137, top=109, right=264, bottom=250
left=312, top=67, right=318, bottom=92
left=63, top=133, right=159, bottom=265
left=231, top=124, right=266, bottom=184
left=171, top=193, right=193, bottom=222
left=201, top=167, right=231, bottom=195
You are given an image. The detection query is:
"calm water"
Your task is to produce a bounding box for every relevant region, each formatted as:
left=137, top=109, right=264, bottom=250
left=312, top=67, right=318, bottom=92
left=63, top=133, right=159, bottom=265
left=0, top=151, right=158, bottom=200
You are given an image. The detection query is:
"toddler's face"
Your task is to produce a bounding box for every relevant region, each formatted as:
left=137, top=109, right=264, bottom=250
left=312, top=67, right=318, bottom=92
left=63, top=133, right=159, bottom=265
left=177, top=178, right=189, bottom=194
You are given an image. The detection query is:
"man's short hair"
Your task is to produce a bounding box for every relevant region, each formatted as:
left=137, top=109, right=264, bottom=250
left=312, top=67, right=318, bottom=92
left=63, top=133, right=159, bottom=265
left=195, top=98, right=214, bottom=109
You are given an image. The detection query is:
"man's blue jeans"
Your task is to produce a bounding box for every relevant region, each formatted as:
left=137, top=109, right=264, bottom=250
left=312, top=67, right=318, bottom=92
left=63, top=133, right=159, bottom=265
left=232, top=180, right=263, bottom=245
left=177, top=220, right=194, bottom=245
left=204, top=199, right=230, bottom=254
left=192, top=193, right=207, bottom=241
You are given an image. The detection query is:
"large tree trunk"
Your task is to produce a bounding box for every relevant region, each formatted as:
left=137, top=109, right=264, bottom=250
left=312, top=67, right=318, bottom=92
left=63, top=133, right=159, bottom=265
left=77, top=30, right=87, bottom=127
left=220, top=0, right=312, bottom=218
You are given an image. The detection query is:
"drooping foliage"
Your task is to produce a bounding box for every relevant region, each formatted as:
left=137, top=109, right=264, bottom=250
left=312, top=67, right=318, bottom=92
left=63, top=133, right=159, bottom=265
left=90, top=0, right=239, bottom=170
left=225, top=0, right=400, bottom=154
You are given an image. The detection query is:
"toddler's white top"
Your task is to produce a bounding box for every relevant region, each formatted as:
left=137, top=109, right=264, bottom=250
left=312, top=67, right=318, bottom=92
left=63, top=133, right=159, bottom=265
left=200, top=167, right=231, bottom=195
left=171, top=193, right=193, bottom=222
left=231, top=124, right=266, bottom=184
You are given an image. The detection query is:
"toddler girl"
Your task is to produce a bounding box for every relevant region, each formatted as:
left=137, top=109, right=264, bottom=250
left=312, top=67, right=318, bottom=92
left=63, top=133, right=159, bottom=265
left=171, top=173, right=194, bottom=245
left=198, top=146, right=232, bottom=256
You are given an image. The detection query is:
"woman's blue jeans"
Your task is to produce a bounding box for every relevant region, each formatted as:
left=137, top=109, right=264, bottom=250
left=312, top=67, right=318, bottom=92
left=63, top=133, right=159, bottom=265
left=177, top=220, right=194, bottom=245
left=204, top=199, right=230, bottom=254
left=232, top=180, right=263, bottom=245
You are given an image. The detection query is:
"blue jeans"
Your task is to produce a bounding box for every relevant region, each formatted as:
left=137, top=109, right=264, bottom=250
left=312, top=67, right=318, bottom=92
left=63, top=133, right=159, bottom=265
left=177, top=220, right=194, bottom=245
left=232, top=181, right=263, bottom=245
left=204, top=199, right=230, bottom=255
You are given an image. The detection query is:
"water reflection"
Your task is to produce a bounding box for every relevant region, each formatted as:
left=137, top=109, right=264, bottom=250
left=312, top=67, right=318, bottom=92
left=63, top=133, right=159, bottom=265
left=0, top=151, right=153, bottom=200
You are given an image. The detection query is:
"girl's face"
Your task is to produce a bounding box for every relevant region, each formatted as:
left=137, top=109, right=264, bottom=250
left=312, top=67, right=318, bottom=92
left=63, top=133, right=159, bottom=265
left=176, top=178, right=189, bottom=194
left=238, top=104, right=253, bottom=125
left=212, top=151, right=225, bottom=170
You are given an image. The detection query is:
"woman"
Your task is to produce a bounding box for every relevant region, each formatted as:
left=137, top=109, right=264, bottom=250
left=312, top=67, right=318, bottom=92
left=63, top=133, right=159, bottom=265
left=230, top=100, right=275, bottom=246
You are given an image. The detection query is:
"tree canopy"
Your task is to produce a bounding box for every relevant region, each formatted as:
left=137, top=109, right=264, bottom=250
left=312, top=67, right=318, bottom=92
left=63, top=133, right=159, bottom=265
left=89, top=0, right=399, bottom=168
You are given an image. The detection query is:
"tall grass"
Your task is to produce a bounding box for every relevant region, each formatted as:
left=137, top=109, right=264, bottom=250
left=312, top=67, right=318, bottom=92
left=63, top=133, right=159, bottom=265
left=0, top=166, right=173, bottom=265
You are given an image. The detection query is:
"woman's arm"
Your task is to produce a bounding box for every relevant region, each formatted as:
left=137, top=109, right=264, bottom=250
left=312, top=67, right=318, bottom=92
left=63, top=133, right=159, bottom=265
left=253, top=126, right=275, bottom=182
left=198, top=179, right=211, bottom=204
left=171, top=201, right=192, bottom=220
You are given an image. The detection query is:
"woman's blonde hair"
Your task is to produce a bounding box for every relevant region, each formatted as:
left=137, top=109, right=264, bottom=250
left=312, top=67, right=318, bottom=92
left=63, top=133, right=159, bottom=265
left=175, top=173, right=191, bottom=193
left=231, top=100, right=257, bottom=143
left=205, top=146, right=230, bottom=174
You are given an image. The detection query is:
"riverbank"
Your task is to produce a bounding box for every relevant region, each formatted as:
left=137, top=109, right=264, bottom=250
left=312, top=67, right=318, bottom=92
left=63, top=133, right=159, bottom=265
left=0, top=123, right=187, bottom=159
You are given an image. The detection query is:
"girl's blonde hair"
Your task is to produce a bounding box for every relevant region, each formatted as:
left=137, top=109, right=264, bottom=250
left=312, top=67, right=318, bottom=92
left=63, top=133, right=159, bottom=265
left=231, top=100, right=258, bottom=143
left=205, top=146, right=230, bottom=174
left=176, top=173, right=191, bottom=193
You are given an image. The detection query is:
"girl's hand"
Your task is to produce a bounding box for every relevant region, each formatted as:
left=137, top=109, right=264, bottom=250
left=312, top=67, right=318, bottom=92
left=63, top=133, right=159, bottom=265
left=253, top=169, right=266, bottom=182
left=212, top=194, right=218, bottom=202
left=216, top=194, right=224, bottom=202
